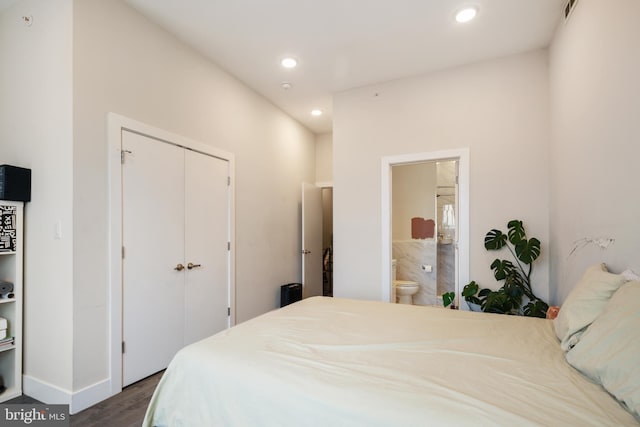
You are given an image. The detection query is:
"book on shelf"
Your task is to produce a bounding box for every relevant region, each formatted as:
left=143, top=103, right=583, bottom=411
left=0, top=336, right=14, bottom=348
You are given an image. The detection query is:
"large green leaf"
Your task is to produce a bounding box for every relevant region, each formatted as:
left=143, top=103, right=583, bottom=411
left=478, top=288, right=493, bottom=298
left=482, top=291, right=513, bottom=314
left=484, top=229, right=507, bottom=251
left=480, top=291, right=503, bottom=313
left=515, top=238, right=541, bottom=264
left=503, top=270, right=524, bottom=287
left=462, top=281, right=479, bottom=297
left=507, top=220, right=526, bottom=245
left=442, top=292, right=456, bottom=308
left=523, top=299, right=549, bottom=318
left=502, top=280, right=524, bottom=301
left=490, top=259, right=517, bottom=281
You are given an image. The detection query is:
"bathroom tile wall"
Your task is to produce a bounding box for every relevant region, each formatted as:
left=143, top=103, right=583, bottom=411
left=392, top=240, right=437, bottom=305
left=437, top=242, right=455, bottom=295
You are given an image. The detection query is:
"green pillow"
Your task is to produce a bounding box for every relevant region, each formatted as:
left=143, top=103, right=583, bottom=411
left=566, top=281, right=640, bottom=418
left=554, top=264, right=625, bottom=350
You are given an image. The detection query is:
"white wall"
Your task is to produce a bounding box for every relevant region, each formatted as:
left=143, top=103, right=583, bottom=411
left=315, top=132, right=333, bottom=185
left=0, top=0, right=74, bottom=392
left=333, top=50, right=551, bottom=301
left=392, top=163, right=437, bottom=240
left=549, top=0, right=640, bottom=303
left=0, top=0, right=314, bottom=407
left=70, top=0, right=312, bottom=398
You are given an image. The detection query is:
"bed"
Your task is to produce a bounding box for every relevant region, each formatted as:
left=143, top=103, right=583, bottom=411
left=143, top=294, right=639, bottom=426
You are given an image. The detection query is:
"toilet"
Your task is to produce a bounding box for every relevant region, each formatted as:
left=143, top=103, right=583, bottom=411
left=395, top=280, right=420, bottom=304
left=391, top=259, right=420, bottom=304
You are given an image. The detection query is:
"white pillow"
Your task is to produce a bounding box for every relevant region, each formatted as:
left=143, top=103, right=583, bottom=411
left=621, top=269, right=640, bottom=281
left=554, top=264, right=625, bottom=350
left=566, top=281, right=640, bottom=418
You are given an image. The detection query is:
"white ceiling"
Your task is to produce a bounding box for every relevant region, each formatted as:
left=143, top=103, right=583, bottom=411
left=0, top=0, right=565, bottom=134
left=0, top=0, right=566, bottom=134
left=0, top=0, right=17, bottom=13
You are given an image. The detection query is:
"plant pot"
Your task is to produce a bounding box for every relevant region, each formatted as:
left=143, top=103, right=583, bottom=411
left=467, top=302, right=482, bottom=312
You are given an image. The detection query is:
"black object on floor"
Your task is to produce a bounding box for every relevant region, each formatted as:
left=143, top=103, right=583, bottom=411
left=280, top=283, right=302, bottom=307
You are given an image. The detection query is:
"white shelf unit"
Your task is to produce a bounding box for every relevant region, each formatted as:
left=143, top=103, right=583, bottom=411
left=0, top=200, right=23, bottom=402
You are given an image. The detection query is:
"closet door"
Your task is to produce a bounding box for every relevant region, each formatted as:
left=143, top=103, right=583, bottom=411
left=184, top=150, right=230, bottom=345
left=122, top=130, right=186, bottom=387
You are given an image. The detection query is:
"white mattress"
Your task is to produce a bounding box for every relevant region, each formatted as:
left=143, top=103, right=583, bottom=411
left=143, top=297, right=639, bottom=426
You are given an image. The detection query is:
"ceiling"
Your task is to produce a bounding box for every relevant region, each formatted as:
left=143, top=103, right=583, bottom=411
left=124, top=0, right=568, bottom=134
left=7, top=0, right=566, bottom=134
left=0, top=0, right=17, bottom=13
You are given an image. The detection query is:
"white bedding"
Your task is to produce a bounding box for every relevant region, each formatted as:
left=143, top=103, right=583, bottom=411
left=143, top=297, right=639, bottom=426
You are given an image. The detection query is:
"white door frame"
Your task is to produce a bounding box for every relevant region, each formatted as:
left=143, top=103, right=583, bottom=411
left=381, top=148, right=469, bottom=305
left=107, top=113, right=236, bottom=396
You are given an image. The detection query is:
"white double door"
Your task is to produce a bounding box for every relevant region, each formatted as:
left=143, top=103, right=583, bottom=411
left=122, top=130, right=230, bottom=387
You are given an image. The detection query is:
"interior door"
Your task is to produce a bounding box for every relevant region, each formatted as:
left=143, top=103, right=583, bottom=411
left=184, top=150, right=230, bottom=345
left=302, top=182, right=323, bottom=298
left=122, top=130, right=185, bottom=387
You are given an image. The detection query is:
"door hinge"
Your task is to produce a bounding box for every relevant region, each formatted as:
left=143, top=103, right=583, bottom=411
left=122, top=341, right=125, bottom=354
left=227, top=176, right=231, bottom=186
left=121, top=149, right=132, bottom=164
left=227, top=307, right=231, bottom=316
left=122, top=246, right=125, bottom=259
left=227, top=241, right=230, bottom=251
left=456, top=175, right=459, bottom=185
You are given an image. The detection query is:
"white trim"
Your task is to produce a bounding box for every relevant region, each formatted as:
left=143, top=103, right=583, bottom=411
left=107, top=113, right=236, bottom=398
left=71, top=379, right=112, bottom=414
left=23, top=375, right=71, bottom=408
left=381, top=149, right=470, bottom=306
left=23, top=375, right=111, bottom=415
left=315, top=181, right=333, bottom=188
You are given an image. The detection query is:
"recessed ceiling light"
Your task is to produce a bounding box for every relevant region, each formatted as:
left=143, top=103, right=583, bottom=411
left=281, top=82, right=292, bottom=90
left=455, top=6, right=478, bottom=23
left=281, top=57, right=298, bottom=68
left=311, top=109, right=323, bottom=116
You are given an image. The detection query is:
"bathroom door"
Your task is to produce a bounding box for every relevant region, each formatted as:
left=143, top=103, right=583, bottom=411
left=302, top=182, right=323, bottom=298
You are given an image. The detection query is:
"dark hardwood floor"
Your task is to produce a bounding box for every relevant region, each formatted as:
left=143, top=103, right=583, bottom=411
left=4, top=371, right=163, bottom=427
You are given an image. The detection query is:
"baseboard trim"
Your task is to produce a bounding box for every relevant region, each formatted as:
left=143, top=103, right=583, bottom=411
left=71, top=378, right=112, bottom=414
left=23, top=375, right=113, bottom=415
left=23, top=375, right=71, bottom=406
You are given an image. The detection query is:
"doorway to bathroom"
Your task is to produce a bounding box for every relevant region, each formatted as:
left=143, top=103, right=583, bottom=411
left=381, top=149, right=469, bottom=308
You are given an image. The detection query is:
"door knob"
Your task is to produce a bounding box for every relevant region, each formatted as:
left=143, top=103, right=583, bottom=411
left=187, top=262, right=202, bottom=270
left=174, top=263, right=185, bottom=271
left=301, top=250, right=311, bottom=254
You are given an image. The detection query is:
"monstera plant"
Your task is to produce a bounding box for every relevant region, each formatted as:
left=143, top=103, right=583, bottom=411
left=442, top=291, right=456, bottom=309
left=462, top=220, right=549, bottom=318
